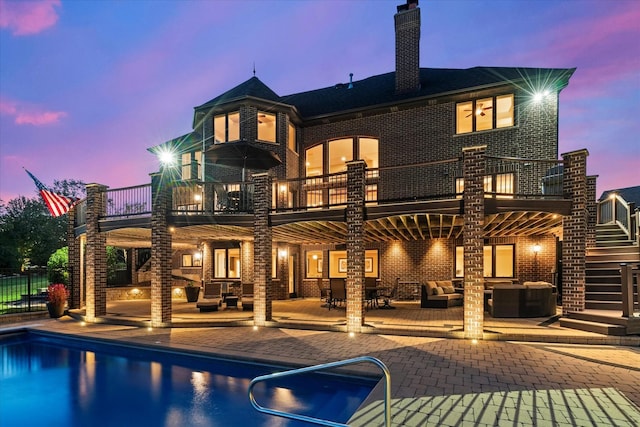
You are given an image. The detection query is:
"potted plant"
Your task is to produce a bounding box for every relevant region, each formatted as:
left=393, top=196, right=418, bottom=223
left=184, top=281, right=201, bottom=302
left=46, top=283, right=69, bottom=318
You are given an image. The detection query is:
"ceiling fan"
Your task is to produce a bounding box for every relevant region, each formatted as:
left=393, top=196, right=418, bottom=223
left=465, top=103, right=493, bottom=118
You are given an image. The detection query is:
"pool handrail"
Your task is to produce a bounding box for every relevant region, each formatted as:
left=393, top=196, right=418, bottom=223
left=248, top=355, right=391, bottom=427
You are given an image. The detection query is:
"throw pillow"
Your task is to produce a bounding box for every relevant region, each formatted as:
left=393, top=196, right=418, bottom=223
left=426, top=281, right=438, bottom=294
left=435, top=287, right=444, bottom=295
left=442, top=285, right=455, bottom=294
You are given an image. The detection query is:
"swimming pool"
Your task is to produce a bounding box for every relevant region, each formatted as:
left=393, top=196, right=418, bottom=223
left=0, top=331, right=377, bottom=426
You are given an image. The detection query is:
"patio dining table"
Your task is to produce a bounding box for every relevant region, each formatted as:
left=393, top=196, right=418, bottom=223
left=367, top=286, right=395, bottom=309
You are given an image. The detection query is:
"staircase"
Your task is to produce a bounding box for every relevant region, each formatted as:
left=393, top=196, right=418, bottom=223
left=585, top=224, right=639, bottom=310
left=559, top=223, right=639, bottom=335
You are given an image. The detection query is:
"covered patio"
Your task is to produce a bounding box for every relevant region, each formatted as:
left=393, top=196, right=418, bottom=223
left=66, top=297, right=611, bottom=343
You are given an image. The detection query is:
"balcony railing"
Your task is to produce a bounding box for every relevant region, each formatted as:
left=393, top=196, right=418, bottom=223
left=105, top=184, right=152, bottom=218
left=598, top=192, right=637, bottom=241
left=72, top=155, right=567, bottom=226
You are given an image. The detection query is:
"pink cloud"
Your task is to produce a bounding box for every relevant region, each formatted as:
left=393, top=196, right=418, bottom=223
left=0, top=97, right=67, bottom=126
left=0, top=0, right=61, bottom=36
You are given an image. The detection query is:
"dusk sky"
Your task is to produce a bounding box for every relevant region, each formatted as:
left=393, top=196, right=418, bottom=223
left=1, top=0, right=638, bottom=203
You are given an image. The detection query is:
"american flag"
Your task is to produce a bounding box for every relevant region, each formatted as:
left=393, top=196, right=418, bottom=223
left=25, top=169, right=78, bottom=217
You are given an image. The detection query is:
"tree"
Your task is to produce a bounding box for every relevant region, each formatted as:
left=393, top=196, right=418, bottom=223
left=0, top=178, right=86, bottom=270
left=48, top=246, right=69, bottom=284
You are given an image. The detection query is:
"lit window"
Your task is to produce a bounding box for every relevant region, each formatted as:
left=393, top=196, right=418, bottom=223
left=306, top=250, right=323, bottom=278
left=456, top=94, right=514, bottom=134
left=475, top=98, right=493, bottom=131
left=288, top=122, right=297, bottom=152
left=258, top=111, right=276, bottom=142
left=496, top=94, right=514, bottom=128
left=214, top=112, right=240, bottom=143
left=328, top=138, right=353, bottom=173
left=455, top=173, right=514, bottom=199
left=305, top=144, right=323, bottom=177
left=181, top=151, right=202, bottom=180
left=455, top=244, right=514, bottom=278
left=213, top=248, right=240, bottom=278
left=182, top=253, right=202, bottom=267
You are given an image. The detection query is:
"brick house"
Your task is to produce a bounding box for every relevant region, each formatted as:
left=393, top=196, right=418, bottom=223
left=69, top=0, right=593, bottom=338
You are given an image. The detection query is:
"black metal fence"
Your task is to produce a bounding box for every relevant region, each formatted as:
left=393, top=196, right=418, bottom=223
left=0, top=268, right=50, bottom=315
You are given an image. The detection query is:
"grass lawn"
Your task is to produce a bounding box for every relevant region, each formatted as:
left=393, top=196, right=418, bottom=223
left=0, top=273, right=50, bottom=314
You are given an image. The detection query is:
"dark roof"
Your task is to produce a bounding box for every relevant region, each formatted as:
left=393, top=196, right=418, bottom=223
left=599, top=185, right=640, bottom=206
left=194, top=67, right=574, bottom=120
left=283, top=67, right=575, bottom=118
left=196, top=76, right=281, bottom=110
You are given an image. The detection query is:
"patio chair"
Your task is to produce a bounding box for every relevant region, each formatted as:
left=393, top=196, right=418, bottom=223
left=241, top=283, right=254, bottom=311
left=328, top=278, right=346, bottom=310
left=378, top=285, right=397, bottom=309
left=197, top=281, right=223, bottom=312
left=316, top=278, right=330, bottom=305
left=364, top=277, right=379, bottom=309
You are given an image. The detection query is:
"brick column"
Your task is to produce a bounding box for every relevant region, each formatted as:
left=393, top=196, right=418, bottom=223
left=253, top=173, right=272, bottom=325
left=130, top=248, right=138, bottom=286
left=202, top=241, right=213, bottom=284
left=586, top=175, right=598, bottom=249
left=346, top=160, right=366, bottom=333
left=150, top=171, right=173, bottom=327
left=67, top=206, right=82, bottom=309
left=85, top=183, right=108, bottom=321
left=561, top=149, right=589, bottom=314
left=462, top=146, right=486, bottom=340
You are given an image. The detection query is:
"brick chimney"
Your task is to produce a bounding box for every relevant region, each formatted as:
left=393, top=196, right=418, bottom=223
left=395, top=0, right=420, bottom=94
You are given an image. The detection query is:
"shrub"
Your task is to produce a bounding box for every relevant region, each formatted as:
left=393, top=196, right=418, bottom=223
left=47, top=247, right=68, bottom=285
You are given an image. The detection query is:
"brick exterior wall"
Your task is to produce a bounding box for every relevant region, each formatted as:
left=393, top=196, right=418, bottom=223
left=150, top=172, right=173, bottom=326
left=561, top=149, right=589, bottom=314
left=130, top=248, right=138, bottom=286
left=253, top=173, right=273, bottom=325
left=202, top=242, right=212, bottom=283
left=462, top=146, right=486, bottom=339
left=67, top=206, right=82, bottom=309
left=346, top=160, right=366, bottom=332
left=85, top=183, right=108, bottom=321
left=241, top=240, right=254, bottom=285
left=586, top=175, right=598, bottom=249
left=394, top=3, right=420, bottom=93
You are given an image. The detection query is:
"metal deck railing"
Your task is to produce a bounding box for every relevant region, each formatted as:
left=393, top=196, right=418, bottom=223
left=248, top=356, right=392, bottom=426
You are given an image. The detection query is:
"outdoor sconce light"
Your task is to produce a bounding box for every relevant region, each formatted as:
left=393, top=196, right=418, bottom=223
left=312, top=254, right=318, bottom=260
left=533, top=243, right=541, bottom=254
left=533, top=90, right=550, bottom=103
left=194, top=251, right=202, bottom=261
left=157, top=147, right=177, bottom=167
left=279, top=185, right=287, bottom=193
left=279, top=248, right=288, bottom=258
left=194, top=194, right=202, bottom=202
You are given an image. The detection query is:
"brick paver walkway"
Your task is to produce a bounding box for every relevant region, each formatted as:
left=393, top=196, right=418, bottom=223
left=7, top=318, right=639, bottom=426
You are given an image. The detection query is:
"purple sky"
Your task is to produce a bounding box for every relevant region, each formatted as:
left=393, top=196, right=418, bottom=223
left=1, top=0, right=638, bottom=203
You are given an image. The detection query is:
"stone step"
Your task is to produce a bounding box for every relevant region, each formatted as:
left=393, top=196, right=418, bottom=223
left=559, top=318, right=627, bottom=336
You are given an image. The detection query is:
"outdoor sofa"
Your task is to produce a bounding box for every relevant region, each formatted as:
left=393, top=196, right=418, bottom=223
left=421, top=280, right=463, bottom=308
left=488, top=282, right=557, bottom=317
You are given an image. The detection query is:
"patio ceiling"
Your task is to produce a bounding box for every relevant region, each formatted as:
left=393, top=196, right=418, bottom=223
left=105, top=211, right=562, bottom=248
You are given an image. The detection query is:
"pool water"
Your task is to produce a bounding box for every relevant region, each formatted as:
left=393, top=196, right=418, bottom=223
left=0, top=332, right=377, bottom=427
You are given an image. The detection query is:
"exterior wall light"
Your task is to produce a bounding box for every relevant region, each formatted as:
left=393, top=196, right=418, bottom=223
left=157, top=148, right=177, bottom=166
left=279, top=248, right=288, bottom=258
left=533, top=90, right=550, bottom=103
left=533, top=243, right=541, bottom=254
left=194, top=194, right=202, bottom=202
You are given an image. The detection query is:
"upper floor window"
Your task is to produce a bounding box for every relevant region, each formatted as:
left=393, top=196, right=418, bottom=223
left=288, top=122, right=297, bottom=152
left=181, top=151, right=201, bottom=180
left=456, top=94, right=514, bottom=134
left=258, top=111, right=276, bottom=143
left=456, top=172, right=514, bottom=199
left=182, top=253, right=202, bottom=267
left=328, top=138, right=353, bottom=173
left=214, top=111, right=240, bottom=143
